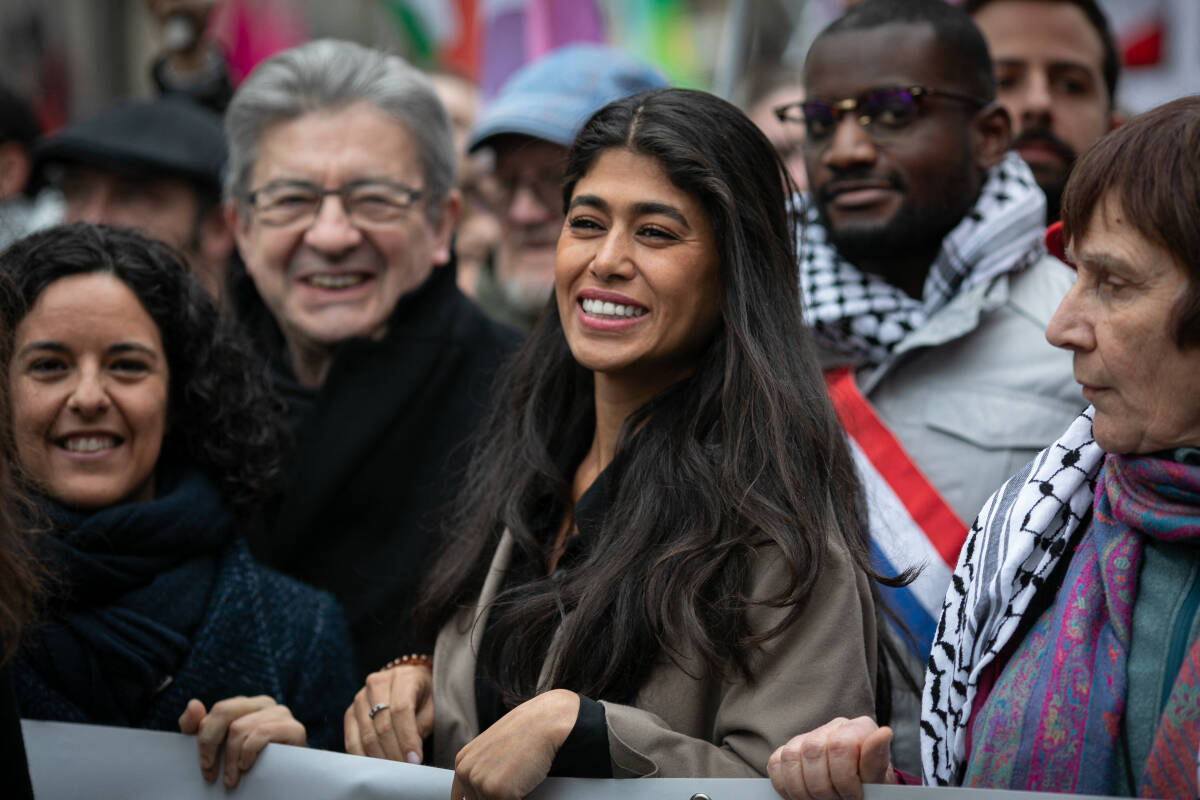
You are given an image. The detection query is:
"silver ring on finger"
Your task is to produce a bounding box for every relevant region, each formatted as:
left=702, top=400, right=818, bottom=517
left=368, top=702, right=389, bottom=720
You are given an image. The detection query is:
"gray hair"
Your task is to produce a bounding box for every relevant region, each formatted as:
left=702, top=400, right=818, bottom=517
left=224, top=39, right=455, bottom=218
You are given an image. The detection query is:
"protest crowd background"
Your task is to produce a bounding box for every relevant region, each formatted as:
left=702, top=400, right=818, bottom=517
left=2, top=1, right=1200, bottom=798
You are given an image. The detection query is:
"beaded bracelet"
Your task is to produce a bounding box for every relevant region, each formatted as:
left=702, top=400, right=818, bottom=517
left=381, top=653, right=433, bottom=671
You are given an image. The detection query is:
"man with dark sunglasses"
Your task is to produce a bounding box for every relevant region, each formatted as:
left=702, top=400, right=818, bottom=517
left=775, top=0, right=1083, bottom=775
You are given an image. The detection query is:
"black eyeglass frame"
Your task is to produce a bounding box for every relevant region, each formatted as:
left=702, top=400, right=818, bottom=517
left=242, top=179, right=425, bottom=227
left=773, top=85, right=989, bottom=139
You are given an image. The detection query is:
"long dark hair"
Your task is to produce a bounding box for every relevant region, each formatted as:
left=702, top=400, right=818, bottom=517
left=417, top=88, right=878, bottom=705
left=0, top=271, right=41, bottom=660
left=0, top=223, right=288, bottom=513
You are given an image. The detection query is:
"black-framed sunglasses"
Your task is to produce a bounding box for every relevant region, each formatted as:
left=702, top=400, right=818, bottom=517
left=773, top=85, right=988, bottom=141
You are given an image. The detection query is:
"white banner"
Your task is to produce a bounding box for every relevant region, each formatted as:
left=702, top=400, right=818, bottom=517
left=22, top=720, right=781, bottom=800
left=22, top=720, right=1113, bottom=800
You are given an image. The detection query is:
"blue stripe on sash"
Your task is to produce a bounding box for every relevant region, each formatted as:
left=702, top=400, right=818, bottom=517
left=871, top=540, right=938, bottom=662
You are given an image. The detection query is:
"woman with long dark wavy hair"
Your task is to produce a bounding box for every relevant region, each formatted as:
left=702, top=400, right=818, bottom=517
left=346, top=88, right=883, bottom=797
left=1, top=223, right=356, bottom=789
left=0, top=272, right=40, bottom=798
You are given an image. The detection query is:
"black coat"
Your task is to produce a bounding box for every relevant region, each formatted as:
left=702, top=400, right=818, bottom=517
left=1, top=662, right=33, bottom=800
left=12, top=473, right=356, bottom=750
left=236, top=263, right=520, bottom=678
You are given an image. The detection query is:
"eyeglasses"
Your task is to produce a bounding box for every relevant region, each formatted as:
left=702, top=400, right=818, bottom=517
left=243, top=180, right=424, bottom=228
left=773, top=86, right=988, bottom=141
left=489, top=170, right=562, bottom=215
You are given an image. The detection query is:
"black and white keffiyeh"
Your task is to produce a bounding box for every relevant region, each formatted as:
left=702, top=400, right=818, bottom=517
left=798, top=152, right=1046, bottom=365
left=919, top=407, right=1105, bottom=784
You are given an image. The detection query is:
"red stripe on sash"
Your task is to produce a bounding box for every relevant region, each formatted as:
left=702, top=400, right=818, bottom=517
left=825, top=366, right=966, bottom=568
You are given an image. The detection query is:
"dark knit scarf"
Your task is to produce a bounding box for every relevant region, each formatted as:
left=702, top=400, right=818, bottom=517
left=19, top=470, right=231, bottom=725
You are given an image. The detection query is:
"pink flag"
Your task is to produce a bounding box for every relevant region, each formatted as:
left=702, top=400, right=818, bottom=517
left=481, top=0, right=604, bottom=97
left=210, top=0, right=309, bottom=85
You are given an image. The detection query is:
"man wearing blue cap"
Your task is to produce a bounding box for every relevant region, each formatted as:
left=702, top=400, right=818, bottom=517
left=468, top=44, right=667, bottom=330
left=35, top=96, right=234, bottom=299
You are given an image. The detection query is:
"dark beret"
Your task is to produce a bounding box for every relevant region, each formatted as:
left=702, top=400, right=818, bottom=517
left=35, top=97, right=226, bottom=194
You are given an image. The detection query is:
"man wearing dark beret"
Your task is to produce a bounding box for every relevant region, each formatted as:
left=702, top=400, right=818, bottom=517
left=36, top=96, right=234, bottom=299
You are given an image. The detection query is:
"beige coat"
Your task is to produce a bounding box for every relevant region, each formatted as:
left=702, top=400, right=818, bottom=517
left=433, top=529, right=877, bottom=777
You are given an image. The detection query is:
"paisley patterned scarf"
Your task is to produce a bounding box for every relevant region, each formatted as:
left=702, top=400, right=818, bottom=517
left=957, top=452, right=1200, bottom=796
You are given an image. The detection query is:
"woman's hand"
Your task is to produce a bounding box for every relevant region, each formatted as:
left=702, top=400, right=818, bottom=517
left=178, top=695, right=306, bottom=788
left=451, top=689, right=579, bottom=800
left=344, top=665, right=433, bottom=763
left=767, top=717, right=895, bottom=800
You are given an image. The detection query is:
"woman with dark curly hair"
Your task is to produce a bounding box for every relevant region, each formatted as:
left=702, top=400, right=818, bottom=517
left=0, top=271, right=40, bottom=799
left=346, top=87, right=886, bottom=797
left=1, top=223, right=356, bottom=788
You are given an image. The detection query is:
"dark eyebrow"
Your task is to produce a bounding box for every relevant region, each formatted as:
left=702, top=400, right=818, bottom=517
left=261, top=176, right=403, bottom=190
left=1046, top=61, right=1097, bottom=73
left=569, top=194, right=608, bottom=212
left=109, top=342, right=159, bottom=358
left=256, top=179, right=320, bottom=191
left=17, top=340, right=67, bottom=359
left=633, top=201, right=691, bottom=229
left=569, top=195, right=692, bottom=229
left=993, top=57, right=1095, bottom=75
left=15, top=341, right=159, bottom=359
left=1071, top=248, right=1137, bottom=276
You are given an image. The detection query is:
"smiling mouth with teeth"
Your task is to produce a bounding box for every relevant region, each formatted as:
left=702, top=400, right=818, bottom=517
left=303, top=273, right=370, bottom=289
left=580, top=298, right=648, bottom=319
left=58, top=436, right=121, bottom=453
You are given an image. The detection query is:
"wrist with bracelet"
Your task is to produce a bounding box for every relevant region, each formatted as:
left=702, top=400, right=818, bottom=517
left=381, top=653, right=433, bottom=671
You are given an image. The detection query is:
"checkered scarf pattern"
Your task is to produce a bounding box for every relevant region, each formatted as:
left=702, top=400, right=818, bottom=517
left=920, top=407, right=1104, bottom=785
left=798, top=152, right=1046, bottom=365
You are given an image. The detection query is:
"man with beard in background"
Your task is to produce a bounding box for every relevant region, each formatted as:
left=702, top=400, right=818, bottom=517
left=966, top=0, right=1121, bottom=223
left=777, top=0, right=1084, bottom=773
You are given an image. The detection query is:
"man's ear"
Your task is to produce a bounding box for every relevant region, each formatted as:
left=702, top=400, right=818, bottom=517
left=430, top=188, right=462, bottom=268
left=1109, top=109, right=1124, bottom=131
left=226, top=202, right=253, bottom=264
left=971, top=102, right=1012, bottom=172
left=198, top=204, right=235, bottom=264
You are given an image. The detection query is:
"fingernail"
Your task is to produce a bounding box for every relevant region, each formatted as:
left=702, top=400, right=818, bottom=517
left=406, top=751, right=421, bottom=764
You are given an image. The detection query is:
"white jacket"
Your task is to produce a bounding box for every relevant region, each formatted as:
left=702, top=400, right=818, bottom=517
left=821, top=252, right=1084, bottom=773
left=827, top=253, right=1084, bottom=525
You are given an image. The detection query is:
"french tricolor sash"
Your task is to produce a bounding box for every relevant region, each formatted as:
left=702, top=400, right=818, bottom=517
left=825, top=366, right=966, bottom=661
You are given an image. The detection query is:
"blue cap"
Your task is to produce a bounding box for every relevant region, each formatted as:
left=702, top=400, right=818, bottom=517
left=468, top=43, right=668, bottom=152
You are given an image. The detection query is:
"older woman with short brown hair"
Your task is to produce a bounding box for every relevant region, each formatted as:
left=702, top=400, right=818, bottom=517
left=770, top=94, right=1200, bottom=799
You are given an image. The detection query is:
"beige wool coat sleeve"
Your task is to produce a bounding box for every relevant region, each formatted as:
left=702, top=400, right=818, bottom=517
left=432, top=529, right=877, bottom=778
